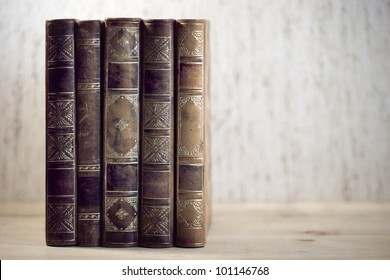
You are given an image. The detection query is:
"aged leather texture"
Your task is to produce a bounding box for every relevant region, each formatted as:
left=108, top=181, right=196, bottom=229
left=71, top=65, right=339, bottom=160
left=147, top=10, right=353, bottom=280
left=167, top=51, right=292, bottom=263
left=75, top=20, right=102, bottom=247
left=175, top=19, right=209, bottom=248
left=46, top=19, right=77, bottom=246
left=140, top=19, right=175, bottom=248
left=103, top=18, right=141, bottom=247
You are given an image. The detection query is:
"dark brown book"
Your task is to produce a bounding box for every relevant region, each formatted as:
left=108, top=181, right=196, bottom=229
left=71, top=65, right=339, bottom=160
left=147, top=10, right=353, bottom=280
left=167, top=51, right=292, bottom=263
left=46, top=19, right=77, bottom=246
left=140, top=19, right=175, bottom=247
left=75, top=20, right=103, bottom=246
left=175, top=19, right=210, bottom=247
left=103, top=18, right=141, bottom=247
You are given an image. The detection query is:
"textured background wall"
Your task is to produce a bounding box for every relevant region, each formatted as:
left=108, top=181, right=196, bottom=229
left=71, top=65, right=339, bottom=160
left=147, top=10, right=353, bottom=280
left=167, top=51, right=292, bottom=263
left=0, top=0, right=389, bottom=203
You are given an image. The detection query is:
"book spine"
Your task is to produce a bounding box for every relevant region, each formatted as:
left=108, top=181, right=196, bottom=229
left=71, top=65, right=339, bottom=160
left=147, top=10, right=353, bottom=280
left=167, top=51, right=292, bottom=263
left=103, top=18, right=141, bottom=247
left=175, top=20, right=209, bottom=247
left=46, top=19, right=77, bottom=246
left=140, top=20, right=175, bottom=247
left=75, top=20, right=102, bottom=246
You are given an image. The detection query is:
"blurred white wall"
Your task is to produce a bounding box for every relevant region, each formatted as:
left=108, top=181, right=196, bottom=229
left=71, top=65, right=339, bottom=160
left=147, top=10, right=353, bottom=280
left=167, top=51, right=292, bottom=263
left=0, top=0, right=389, bottom=202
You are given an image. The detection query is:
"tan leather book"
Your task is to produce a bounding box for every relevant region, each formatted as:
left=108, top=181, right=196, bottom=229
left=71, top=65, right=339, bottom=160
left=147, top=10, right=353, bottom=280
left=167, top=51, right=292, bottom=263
left=175, top=19, right=210, bottom=247
left=103, top=18, right=141, bottom=247
left=75, top=20, right=103, bottom=247
left=140, top=19, right=175, bottom=247
left=46, top=19, right=77, bottom=246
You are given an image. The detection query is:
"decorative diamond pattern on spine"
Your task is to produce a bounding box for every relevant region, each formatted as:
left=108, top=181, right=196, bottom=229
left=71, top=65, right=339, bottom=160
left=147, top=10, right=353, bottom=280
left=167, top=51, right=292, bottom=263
left=105, top=197, right=138, bottom=232
left=107, top=27, right=139, bottom=58
left=177, top=200, right=203, bottom=229
left=142, top=206, right=170, bottom=235
left=143, top=102, right=170, bottom=129
left=143, top=136, right=170, bottom=164
left=179, top=31, right=203, bottom=57
left=47, top=134, right=74, bottom=162
left=47, top=35, right=74, bottom=62
left=144, top=36, right=170, bottom=63
left=47, top=100, right=74, bottom=128
left=47, top=204, right=75, bottom=232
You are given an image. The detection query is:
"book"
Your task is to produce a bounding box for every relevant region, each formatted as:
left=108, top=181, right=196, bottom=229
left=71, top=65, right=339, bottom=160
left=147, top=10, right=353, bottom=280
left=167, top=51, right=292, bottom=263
left=102, top=18, right=141, bottom=247
left=140, top=19, right=175, bottom=247
left=46, top=19, right=77, bottom=246
left=175, top=19, right=210, bottom=247
left=75, top=20, right=103, bottom=246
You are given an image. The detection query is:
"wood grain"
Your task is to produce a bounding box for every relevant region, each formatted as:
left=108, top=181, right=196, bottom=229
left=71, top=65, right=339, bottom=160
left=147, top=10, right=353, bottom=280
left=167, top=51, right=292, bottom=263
left=0, top=203, right=389, bottom=259
left=1, top=0, right=390, bottom=202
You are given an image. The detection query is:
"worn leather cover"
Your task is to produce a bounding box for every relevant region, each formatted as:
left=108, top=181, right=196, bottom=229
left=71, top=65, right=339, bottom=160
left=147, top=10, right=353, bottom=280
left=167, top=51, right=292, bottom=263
left=75, top=20, right=102, bottom=246
left=175, top=19, right=210, bottom=247
left=103, top=18, right=141, bottom=247
left=140, top=19, right=175, bottom=247
left=46, top=19, right=77, bottom=246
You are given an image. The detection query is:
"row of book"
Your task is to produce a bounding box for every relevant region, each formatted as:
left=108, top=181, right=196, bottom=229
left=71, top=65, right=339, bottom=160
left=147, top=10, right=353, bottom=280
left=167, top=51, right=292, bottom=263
left=46, top=18, right=210, bottom=248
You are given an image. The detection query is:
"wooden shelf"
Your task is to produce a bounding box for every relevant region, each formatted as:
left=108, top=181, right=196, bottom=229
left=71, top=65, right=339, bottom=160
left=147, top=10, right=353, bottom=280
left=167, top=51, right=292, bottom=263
left=0, top=203, right=389, bottom=259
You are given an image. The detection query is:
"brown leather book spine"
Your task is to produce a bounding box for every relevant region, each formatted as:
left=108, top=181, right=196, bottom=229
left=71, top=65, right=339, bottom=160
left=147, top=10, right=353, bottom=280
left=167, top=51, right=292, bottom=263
left=140, top=19, right=175, bottom=247
left=103, top=18, right=141, bottom=247
left=175, top=19, right=209, bottom=247
left=46, top=19, right=77, bottom=246
left=75, top=20, right=102, bottom=246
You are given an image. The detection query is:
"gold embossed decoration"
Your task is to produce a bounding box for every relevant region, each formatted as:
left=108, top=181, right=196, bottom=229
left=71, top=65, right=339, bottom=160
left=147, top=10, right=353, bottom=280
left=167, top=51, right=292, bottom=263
left=179, top=96, right=202, bottom=109
left=143, top=102, right=170, bottom=129
left=145, top=37, right=170, bottom=63
left=108, top=27, right=139, bottom=59
left=179, top=31, right=203, bottom=57
left=47, top=134, right=74, bottom=162
left=179, top=96, right=203, bottom=157
left=106, top=95, right=138, bottom=159
left=143, top=136, right=170, bottom=164
left=47, top=100, right=74, bottom=128
left=142, top=206, right=170, bottom=235
left=78, top=213, right=100, bottom=220
left=47, top=35, right=74, bottom=62
left=105, top=197, right=138, bottom=232
left=177, top=200, right=203, bottom=229
left=47, top=204, right=75, bottom=232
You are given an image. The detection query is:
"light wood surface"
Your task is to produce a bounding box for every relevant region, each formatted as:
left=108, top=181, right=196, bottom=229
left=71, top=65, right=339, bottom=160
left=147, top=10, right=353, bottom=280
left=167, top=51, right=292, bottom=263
left=0, top=203, right=389, bottom=259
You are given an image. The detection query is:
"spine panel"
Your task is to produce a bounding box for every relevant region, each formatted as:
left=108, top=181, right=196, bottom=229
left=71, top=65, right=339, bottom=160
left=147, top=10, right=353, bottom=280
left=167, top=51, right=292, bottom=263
left=103, top=18, right=141, bottom=247
left=76, top=20, right=103, bottom=246
left=46, top=19, right=77, bottom=246
left=175, top=20, right=209, bottom=247
left=140, top=20, right=175, bottom=247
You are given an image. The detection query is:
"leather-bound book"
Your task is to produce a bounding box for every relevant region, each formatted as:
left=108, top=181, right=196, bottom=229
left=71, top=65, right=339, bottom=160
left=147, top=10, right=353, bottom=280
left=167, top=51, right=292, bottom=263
left=140, top=19, right=175, bottom=247
left=75, top=20, right=102, bottom=246
left=103, top=18, right=141, bottom=247
left=46, top=19, right=77, bottom=246
left=175, top=19, right=210, bottom=247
